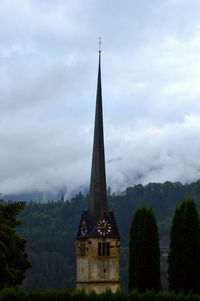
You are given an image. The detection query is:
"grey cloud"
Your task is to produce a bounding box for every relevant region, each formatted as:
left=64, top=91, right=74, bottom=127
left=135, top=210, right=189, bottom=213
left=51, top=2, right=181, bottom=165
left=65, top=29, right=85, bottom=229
left=1, top=0, right=200, bottom=197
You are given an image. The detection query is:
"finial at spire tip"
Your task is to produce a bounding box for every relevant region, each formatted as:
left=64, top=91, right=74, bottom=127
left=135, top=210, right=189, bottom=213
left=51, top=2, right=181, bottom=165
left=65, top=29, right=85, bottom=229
left=99, top=37, right=101, bottom=53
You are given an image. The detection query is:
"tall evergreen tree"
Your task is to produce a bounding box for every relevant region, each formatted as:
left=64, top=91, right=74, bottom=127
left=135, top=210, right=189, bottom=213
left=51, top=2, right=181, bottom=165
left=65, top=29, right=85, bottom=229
left=168, top=197, right=200, bottom=293
left=128, top=207, right=161, bottom=292
left=0, top=200, right=32, bottom=289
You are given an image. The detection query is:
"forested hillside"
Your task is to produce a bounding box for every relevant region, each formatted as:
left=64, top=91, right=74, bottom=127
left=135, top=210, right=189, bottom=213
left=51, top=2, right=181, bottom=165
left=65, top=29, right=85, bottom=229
left=16, top=180, right=200, bottom=291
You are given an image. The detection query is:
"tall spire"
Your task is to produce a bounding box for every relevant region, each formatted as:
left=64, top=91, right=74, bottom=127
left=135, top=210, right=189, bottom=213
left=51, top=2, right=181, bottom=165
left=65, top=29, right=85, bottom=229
left=88, top=39, right=108, bottom=218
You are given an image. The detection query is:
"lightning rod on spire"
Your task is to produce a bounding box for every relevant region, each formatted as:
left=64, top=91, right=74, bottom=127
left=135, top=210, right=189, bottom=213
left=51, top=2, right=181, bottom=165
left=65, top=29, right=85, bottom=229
left=99, top=37, right=101, bottom=53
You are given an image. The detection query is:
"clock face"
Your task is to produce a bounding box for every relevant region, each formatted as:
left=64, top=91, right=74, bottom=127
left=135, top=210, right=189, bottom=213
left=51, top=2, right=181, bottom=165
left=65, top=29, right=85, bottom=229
left=80, top=220, right=87, bottom=236
left=97, top=219, right=112, bottom=235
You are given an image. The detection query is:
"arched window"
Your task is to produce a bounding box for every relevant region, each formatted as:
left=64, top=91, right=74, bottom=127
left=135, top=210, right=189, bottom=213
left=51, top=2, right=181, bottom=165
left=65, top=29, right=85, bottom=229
left=98, top=242, right=110, bottom=256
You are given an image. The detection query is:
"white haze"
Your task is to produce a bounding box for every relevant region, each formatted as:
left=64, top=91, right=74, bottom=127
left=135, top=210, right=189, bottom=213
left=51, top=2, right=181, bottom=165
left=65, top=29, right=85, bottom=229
left=1, top=0, right=200, bottom=197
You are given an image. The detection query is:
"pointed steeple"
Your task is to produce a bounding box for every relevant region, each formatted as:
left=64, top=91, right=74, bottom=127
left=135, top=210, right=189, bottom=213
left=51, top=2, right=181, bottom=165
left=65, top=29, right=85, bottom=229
left=88, top=41, right=108, bottom=218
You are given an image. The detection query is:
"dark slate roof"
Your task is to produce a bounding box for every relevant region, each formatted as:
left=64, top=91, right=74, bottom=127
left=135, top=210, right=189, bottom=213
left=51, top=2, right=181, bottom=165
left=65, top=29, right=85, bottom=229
left=77, top=210, right=120, bottom=239
left=88, top=51, right=108, bottom=219
left=76, top=50, right=120, bottom=240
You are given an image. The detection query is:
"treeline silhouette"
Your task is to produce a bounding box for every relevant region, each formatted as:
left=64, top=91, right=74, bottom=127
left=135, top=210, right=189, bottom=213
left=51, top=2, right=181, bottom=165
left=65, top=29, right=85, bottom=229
left=16, top=180, right=200, bottom=291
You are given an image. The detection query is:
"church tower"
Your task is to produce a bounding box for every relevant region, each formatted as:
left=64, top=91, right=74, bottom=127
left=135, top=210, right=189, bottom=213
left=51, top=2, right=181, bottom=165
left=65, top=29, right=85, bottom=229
left=76, top=43, right=120, bottom=293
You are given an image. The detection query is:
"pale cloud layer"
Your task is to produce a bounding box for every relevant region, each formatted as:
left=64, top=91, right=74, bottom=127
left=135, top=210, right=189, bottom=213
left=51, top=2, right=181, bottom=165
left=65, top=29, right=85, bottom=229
left=1, top=0, right=200, bottom=196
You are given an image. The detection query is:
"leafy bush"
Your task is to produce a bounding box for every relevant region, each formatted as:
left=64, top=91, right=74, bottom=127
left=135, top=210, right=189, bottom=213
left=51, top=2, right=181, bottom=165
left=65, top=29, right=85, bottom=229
left=1, top=288, right=200, bottom=301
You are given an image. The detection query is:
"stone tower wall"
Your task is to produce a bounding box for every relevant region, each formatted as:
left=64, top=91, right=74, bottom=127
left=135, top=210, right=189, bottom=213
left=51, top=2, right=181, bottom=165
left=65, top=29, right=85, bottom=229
left=76, top=237, right=120, bottom=293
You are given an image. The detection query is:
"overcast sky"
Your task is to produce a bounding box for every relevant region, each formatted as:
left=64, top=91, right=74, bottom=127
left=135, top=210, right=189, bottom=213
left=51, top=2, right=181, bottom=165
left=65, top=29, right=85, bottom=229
left=1, top=0, right=200, bottom=197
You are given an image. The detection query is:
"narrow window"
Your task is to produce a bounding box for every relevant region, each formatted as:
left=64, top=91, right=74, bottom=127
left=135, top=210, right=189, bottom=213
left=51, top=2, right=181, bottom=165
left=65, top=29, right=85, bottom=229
left=106, top=242, right=110, bottom=256
left=102, top=243, right=105, bottom=256
left=80, top=244, right=83, bottom=256
left=83, top=243, right=86, bottom=256
left=80, top=243, right=86, bottom=256
left=104, top=268, right=106, bottom=273
left=98, top=243, right=101, bottom=256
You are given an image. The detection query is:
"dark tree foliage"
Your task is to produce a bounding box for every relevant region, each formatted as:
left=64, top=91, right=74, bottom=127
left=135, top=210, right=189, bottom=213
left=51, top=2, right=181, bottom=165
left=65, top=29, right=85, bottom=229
left=2, top=287, right=200, bottom=301
left=168, top=197, right=200, bottom=294
left=13, top=180, right=200, bottom=291
left=18, top=193, right=87, bottom=291
left=128, top=207, right=145, bottom=291
left=128, top=206, right=161, bottom=292
left=0, top=199, right=32, bottom=289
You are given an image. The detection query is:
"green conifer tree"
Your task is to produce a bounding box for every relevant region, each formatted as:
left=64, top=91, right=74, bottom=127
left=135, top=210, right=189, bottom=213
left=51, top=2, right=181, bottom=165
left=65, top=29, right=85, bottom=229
left=168, top=197, right=200, bottom=293
left=128, top=206, right=161, bottom=292
left=0, top=200, right=32, bottom=288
